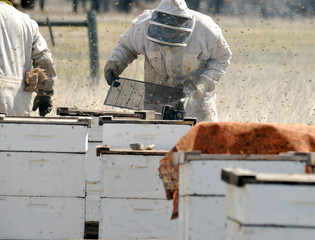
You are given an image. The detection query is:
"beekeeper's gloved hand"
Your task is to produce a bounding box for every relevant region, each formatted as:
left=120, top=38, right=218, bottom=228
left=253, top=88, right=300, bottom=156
left=193, top=75, right=217, bottom=99
left=104, top=61, right=120, bottom=87
left=32, top=78, right=54, bottom=117
left=32, top=95, right=53, bottom=117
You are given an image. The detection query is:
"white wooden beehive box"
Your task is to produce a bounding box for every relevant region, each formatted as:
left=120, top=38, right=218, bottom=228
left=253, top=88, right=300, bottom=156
left=84, top=111, right=156, bottom=182
left=97, top=147, right=177, bottom=239
left=0, top=115, right=89, bottom=153
left=0, top=152, right=85, bottom=197
left=0, top=116, right=88, bottom=197
left=0, top=196, right=85, bottom=239
left=99, top=198, right=178, bottom=239
left=98, top=148, right=168, bottom=199
left=0, top=115, right=89, bottom=239
left=101, top=118, right=195, bottom=150
left=175, top=151, right=314, bottom=240
left=56, top=108, right=158, bottom=186
left=56, top=108, right=158, bottom=222
left=56, top=107, right=156, bottom=143
left=222, top=167, right=315, bottom=240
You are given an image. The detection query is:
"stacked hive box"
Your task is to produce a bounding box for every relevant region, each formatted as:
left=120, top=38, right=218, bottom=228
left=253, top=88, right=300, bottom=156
left=222, top=167, right=315, bottom=240
left=97, top=148, right=177, bottom=239
left=101, top=118, right=195, bottom=150
left=175, top=151, right=314, bottom=240
left=57, top=108, right=157, bottom=236
left=0, top=114, right=89, bottom=239
left=98, top=118, right=195, bottom=239
left=57, top=108, right=195, bottom=238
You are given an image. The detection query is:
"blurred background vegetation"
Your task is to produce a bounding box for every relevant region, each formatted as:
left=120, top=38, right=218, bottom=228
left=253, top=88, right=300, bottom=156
left=15, top=0, right=315, bottom=17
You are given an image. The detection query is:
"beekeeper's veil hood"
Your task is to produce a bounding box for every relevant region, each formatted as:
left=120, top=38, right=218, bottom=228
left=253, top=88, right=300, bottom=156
left=147, top=0, right=195, bottom=47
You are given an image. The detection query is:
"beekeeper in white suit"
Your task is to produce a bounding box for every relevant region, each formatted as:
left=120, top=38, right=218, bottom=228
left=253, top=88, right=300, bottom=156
left=104, top=0, right=231, bottom=122
left=0, top=0, right=57, bottom=116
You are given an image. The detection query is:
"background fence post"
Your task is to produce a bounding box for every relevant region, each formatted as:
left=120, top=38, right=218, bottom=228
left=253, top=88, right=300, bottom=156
left=87, top=10, right=100, bottom=84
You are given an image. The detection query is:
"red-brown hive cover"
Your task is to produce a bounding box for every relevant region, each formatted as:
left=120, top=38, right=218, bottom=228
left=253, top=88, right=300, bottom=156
left=158, top=121, right=315, bottom=219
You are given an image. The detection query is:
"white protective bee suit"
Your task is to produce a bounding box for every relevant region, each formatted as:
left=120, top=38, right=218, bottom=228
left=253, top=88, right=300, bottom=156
left=106, top=0, right=231, bottom=122
left=0, top=1, right=57, bottom=116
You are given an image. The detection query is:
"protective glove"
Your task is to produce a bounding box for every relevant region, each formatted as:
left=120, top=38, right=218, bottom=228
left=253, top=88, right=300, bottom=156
left=193, top=84, right=206, bottom=99
left=104, top=61, right=120, bottom=87
left=32, top=77, right=54, bottom=117
left=193, top=75, right=217, bottom=99
left=32, top=95, right=53, bottom=117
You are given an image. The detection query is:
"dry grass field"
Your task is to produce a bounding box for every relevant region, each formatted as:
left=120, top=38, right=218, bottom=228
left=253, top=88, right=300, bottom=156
left=25, top=1, right=314, bottom=124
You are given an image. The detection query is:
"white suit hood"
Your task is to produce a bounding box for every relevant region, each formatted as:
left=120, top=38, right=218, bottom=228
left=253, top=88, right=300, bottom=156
left=147, top=0, right=195, bottom=47
left=156, top=0, right=193, bottom=18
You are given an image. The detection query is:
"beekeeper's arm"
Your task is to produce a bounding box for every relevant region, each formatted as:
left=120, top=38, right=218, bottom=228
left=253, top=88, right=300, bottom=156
left=30, top=19, right=57, bottom=116
left=193, top=27, right=232, bottom=99
left=104, top=12, right=149, bottom=86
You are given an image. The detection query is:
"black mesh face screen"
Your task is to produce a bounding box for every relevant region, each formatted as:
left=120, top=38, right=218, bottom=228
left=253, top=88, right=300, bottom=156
left=151, top=11, right=193, bottom=29
left=147, top=24, right=191, bottom=44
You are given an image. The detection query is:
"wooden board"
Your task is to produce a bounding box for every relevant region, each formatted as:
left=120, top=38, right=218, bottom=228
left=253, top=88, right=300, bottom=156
left=103, top=123, right=192, bottom=150
left=0, top=196, right=85, bottom=239
left=225, top=180, right=315, bottom=227
left=0, top=123, right=88, bottom=153
left=100, top=154, right=166, bottom=199
left=87, top=116, right=103, bottom=142
left=96, top=146, right=168, bottom=156
left=179, top=158, right=306, bottom=196
left=57, top=107, right=156, bottom=120
left=179, top=196, right=226, bottom=240
left=0, top=152, right=85, bottom=197
left=85, top=181, right=101, bottom=222
left=86, top=142, right=102, bottom=182
left=99, top=198, right=178, bottom=239
left=227, top=219, right=315, bottom=240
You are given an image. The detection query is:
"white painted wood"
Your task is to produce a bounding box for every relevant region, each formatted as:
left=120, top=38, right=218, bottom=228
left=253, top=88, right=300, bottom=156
left=86, top=142, right=102, bottom=182
left=99, top=198, right=178, bottom=239
left=88, top=116, right=103, bottom=142
left=0, top=123, right=88, bottom=153
left=226, top=219, right=315, bottom=240
left=85, top=181, right=101, bottom=222
left=100, top=154, right=166, bottom=199
left=225, top=184, right=246, bottom=226
left=103, top=123, right=191, bottom=150
left=179, top=196, right=226, bottom=240
left=88, top=127, right=103, bottom=142
left=0, top=196, right=85, bottom=239
left=85, top=118, right=103, bottom=221
left=178, top=154, right=310, bottom=240
left=0, top=152, right=85, bottom=197
left=180, top=160, right=306, bottom=196
left=226, top=183, right=315, bottom=227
